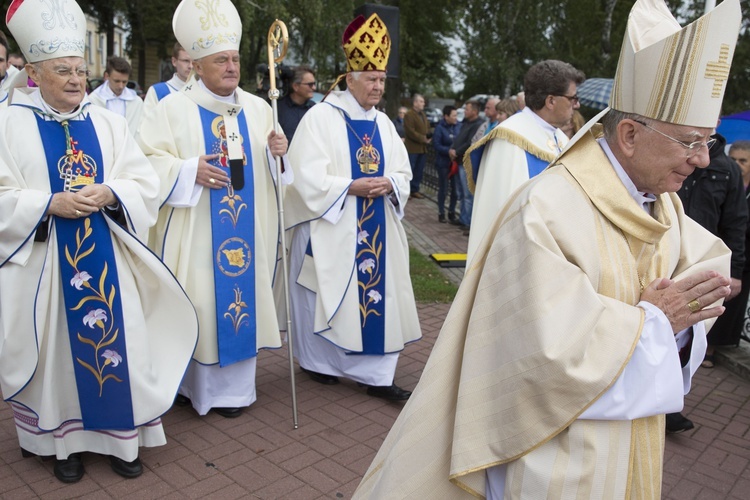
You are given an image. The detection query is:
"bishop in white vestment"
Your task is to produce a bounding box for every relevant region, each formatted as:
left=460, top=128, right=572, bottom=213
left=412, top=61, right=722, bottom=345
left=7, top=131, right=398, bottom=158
left=284, top=14, right=421, bottom=400
left=138, top=0, right=290, bottom=418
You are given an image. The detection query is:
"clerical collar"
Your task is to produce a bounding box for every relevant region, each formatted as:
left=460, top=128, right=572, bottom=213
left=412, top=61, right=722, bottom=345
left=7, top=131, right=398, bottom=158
left=525, top=106, right=559, bottom=136
left=198, top=79, right=237, bottom=104
left=168, top=74, right=187, bottom=91
left=30, top=87, right=88, bottom=122
left=597, top=137, right=656, bottom=213
left=341, top=90, right=378, bottom=120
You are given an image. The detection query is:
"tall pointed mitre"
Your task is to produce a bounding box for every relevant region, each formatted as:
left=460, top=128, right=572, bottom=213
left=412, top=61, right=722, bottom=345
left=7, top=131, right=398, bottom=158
left=173, top=0, right=242, bottom=61
left=609, top=0, right=741, bottom=127
left=342, top=13, right=391, bottom=73
left=6, top=0, right=87, bottom=63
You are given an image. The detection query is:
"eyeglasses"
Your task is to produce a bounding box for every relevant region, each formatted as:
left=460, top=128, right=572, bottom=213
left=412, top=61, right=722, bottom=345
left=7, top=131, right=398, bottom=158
left=51, top=66, right=90, bottom=79
left=299, top=82, right=316, bottom=88
left=553, top=94, right=579, bottom=105
left=633, top=120, right=716, bottom=158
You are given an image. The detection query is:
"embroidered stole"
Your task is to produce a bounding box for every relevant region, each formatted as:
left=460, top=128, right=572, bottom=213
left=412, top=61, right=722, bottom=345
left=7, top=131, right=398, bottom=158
left=36, top=114, right=135, bottom=431
left=186, top=83, right=257, bottom=367
left=345, top=116, right=388, bottom=355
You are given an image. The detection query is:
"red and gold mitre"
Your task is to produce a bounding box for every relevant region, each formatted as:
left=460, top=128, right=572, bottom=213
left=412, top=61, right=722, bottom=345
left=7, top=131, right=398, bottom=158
left=342, top=14, right=391, bottom=72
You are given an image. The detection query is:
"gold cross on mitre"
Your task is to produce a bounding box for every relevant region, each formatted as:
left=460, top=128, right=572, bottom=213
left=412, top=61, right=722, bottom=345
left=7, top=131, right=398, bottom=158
left=705, top=44, right=731, bottom=98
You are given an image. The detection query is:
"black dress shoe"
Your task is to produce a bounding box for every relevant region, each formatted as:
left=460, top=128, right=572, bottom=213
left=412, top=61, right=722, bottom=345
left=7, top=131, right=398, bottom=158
left=365, top=384, right=411, bottom=401
left=213, top=407, right=243, bottom=418
left=448, top=212, right=458, bottom=223
left=438, top=214, right=446, bottom=223
left=173, top=394, right=191, bottom=407
left=448, top=218, right=462, bottom=226
left=110, top=456, right=143, bottom=478
left=666, top=412, right=694, bottom=433
left=54, top=454, right=84, bottom=483
left=21, top=448, right=35, bottom=458
left=301, top=367, right=339, bottom=385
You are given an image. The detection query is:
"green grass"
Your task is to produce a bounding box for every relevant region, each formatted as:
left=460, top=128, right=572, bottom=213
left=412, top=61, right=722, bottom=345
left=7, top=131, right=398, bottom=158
left=409, top=246, right=459, bottom=303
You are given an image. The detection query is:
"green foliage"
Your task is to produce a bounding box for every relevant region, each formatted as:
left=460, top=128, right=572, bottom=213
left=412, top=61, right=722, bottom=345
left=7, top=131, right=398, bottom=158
left=409, top=247, right=458, bottom=303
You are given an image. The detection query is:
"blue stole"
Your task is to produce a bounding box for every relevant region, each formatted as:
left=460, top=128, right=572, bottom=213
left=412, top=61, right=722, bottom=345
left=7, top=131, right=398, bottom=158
left=35, top=114, right=135, bottom=430
left=198, top=107, right=257, bottom=366
left=345, top=116, right=387, bottom=355
left=153, top=82, right=173, bottom=101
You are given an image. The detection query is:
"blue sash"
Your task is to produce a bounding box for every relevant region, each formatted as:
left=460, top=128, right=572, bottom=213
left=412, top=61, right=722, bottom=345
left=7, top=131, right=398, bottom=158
left=198, top=107, right=257, bottom=366
left=345, top=116, right=387, bottom=355
left=153, top=82, right=173, bottom=101
left=36, top=114, right=135, bottom=430
left=526, top=151, right=549, bottom=178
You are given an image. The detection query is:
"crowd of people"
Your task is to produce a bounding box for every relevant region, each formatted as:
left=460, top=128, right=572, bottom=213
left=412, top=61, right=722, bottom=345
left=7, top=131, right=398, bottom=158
left=0, top=0, right=747, bottom=497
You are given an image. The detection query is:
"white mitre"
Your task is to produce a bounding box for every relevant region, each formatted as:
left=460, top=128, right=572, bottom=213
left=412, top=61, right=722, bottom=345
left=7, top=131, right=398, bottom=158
left=6, top=0, right=87, bottom=64
left=173, top=0, right=242, bottom=61
left=610, top=0, right=741, bottom=127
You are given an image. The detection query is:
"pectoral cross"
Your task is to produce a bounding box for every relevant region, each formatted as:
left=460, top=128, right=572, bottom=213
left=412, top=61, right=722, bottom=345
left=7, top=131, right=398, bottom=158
left=61, top=164, right=75, bottom=192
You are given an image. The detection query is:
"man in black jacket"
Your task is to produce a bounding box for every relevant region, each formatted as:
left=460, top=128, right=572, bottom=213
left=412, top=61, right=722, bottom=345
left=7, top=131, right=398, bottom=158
left=449, top=101, right=483, bottom=232
left=671, top=132, right=748, bottom=433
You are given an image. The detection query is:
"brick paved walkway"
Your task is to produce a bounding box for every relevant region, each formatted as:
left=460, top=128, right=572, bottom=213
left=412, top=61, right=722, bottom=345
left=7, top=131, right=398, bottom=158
left=1, top=196, right=749, bottom=499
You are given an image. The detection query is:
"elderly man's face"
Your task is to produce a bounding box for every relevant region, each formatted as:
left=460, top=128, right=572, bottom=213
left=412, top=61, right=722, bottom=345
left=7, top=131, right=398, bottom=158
left=485, top=98, right=499, bottom=121
left=28, top=57, right=87, bottom=113
left=413, top=95, right=425, bottom=112
left=195, top=50, right=240, bottom=97
left=626, top=119, right=713, bottom=194
left=347, top=71, right=385, bottom=110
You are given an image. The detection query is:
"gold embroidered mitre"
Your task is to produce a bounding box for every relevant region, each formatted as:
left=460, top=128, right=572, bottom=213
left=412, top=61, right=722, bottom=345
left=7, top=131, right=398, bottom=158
left=609, top=0, right=741, bottom=127
left=6, top=0, right=87, bottom=63
left=342, top=14, right=391, bottom=72
left=173, top=0, right=242, bottom=60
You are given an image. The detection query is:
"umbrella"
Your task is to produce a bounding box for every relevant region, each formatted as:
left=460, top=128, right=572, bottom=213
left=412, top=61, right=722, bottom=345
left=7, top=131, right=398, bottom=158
left=717, top=110, right=750, bottom=144
left=577, top=78, right=613, bottom=110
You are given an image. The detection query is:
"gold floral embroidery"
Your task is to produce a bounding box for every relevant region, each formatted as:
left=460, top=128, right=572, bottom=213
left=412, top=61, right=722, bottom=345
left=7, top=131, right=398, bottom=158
left=356, top=198, right=383, bottom=327
left=65, top=218, right=123, bottom=397
left=224, top=286, right=249, bottom=334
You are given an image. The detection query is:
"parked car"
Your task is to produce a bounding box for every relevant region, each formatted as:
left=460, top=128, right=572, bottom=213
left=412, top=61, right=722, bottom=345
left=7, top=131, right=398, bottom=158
left=87, top=77, right=146, bottom=99
left=424, top=107, right=442, bottom=128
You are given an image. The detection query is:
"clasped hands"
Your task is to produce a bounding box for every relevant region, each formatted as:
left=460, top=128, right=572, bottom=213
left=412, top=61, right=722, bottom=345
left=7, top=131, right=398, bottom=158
left=197, top=130, right=288, bottom=189
left=48, top=184, right=116, bottom=219
left=640, top=270, right=731, bottom=334
left=348, top=177, right=393, bottom=198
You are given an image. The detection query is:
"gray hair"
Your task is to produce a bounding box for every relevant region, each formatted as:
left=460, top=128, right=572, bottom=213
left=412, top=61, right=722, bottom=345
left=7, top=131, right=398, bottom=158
left=602, top=109, right=650, bottom=140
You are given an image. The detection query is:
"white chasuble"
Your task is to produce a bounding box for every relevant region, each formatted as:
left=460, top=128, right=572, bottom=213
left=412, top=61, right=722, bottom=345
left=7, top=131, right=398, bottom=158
left=0, top=90, right=198, bottom=460
left=138, top=82, right=283, bottom=366
left=354, top=127, right=729, bottom=499
left=284, top=91, right=421, bottom=362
